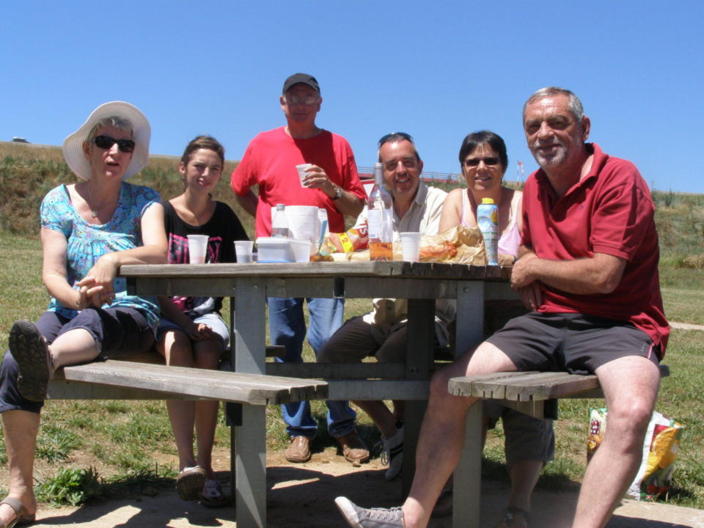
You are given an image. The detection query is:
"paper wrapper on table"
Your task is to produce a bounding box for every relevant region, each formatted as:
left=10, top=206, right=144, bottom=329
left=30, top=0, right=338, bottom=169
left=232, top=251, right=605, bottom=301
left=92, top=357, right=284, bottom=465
left=316, top=225, right=512, bottom=266
left=417, top=225, right=486, bottom=265
left=587, top=408, right=684, bottom=500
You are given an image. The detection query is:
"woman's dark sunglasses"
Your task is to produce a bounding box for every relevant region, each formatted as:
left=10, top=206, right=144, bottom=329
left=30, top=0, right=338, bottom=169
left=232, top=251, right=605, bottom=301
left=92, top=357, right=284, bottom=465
left=465, top=157, right=499, bottom=167
left=93, top=135, right=136, bottom=153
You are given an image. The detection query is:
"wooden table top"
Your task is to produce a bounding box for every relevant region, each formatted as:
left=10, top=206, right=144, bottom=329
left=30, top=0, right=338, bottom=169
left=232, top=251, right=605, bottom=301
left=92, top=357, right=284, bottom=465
left=121, top=260, right=510, bottom=281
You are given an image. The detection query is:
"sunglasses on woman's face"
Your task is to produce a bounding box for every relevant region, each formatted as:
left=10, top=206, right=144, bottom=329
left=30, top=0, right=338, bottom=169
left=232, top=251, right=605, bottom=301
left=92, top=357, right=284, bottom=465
left=465, top=157, right=499, bottom=167
left=93, top=135, right=135, bottom=153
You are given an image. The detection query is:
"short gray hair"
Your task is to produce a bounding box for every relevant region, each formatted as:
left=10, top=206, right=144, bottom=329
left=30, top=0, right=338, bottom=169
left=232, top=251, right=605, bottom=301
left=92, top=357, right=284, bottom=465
left=84, top=116, right=133, bottom=145
left=523, top=87, right=584, bottom=121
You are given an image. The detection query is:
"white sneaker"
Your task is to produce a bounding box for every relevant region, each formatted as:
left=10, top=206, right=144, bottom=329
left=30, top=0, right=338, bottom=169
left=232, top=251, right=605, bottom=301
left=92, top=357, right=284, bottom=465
left=335, top=496, right=404, bottom=528
left=381, top=427, right=403, bottom=481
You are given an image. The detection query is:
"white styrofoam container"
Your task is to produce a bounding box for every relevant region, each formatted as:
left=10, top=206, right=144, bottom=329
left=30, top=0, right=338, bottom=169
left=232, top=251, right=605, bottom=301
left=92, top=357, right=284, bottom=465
left=290, top=240, right=311, bottom=262
left=256, top=238, right=310, bottom=263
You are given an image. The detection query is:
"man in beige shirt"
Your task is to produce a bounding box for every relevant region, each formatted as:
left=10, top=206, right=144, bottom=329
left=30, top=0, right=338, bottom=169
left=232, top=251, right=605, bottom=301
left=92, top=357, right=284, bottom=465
left=319, top=132, right=448, bottom=477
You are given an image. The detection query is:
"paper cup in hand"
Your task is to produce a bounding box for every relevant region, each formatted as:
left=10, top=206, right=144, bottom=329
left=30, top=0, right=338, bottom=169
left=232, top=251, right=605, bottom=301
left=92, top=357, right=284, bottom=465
left=296, top=163, right=313, bottom=187
left=187, top=234, right=209, bottom=264
left=400, top=232, right=422, bottom=262
left=234, top=240, right=254, bottom=263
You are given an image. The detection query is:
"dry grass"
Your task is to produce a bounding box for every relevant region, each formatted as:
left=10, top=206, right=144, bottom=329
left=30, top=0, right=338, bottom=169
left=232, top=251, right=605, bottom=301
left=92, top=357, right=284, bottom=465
left=0, top=141, right=252, bottom=238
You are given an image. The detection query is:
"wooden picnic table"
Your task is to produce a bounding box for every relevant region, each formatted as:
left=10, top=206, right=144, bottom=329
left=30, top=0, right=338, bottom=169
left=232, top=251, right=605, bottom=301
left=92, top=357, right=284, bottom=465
left=121, top=261, right=515, bottom=528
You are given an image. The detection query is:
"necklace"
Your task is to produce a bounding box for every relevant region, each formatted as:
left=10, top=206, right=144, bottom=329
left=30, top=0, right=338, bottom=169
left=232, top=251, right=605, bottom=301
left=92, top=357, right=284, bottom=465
left=87, top=197, right=117, bottom=220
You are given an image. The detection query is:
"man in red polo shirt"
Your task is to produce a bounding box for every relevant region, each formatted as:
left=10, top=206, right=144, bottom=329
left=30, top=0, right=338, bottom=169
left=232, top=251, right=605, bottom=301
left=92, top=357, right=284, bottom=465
left=336, top=87, right=669, bottom=528
left=231, top=73, right=368, bottom=466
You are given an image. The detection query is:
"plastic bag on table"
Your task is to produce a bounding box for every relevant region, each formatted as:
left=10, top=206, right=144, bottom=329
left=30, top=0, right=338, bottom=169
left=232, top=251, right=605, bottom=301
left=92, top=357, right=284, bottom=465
left=318, top=226, right=368, bottom=256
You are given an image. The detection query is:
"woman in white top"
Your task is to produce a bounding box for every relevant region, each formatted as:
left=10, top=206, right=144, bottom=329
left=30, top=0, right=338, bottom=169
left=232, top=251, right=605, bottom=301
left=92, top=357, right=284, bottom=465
left=439, top=131, right=552, bottom=528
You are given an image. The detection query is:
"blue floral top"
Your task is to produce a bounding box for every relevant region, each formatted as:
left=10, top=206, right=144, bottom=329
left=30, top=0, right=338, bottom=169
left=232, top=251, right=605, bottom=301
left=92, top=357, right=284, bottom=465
left=40, top=182, right=161, bottom=328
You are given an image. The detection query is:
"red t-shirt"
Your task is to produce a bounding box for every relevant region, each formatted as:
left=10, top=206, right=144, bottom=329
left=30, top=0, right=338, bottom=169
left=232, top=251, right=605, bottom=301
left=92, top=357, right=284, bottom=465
left=231, top=127, right=366, bottom=236
left=522, top=143, right=670, bottom=356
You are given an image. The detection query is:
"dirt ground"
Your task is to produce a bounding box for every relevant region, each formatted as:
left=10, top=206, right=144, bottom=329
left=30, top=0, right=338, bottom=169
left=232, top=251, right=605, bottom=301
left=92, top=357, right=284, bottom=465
left=13, top=446, right=704, bottom=527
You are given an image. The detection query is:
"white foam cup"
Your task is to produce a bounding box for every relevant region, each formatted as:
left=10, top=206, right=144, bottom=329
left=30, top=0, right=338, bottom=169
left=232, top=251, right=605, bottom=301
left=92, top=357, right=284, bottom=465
left=187, top=234, right=209, bottom=264
left=234, top=240, right=254, bottom=263
left=399, top=232, right=422, bottom=262
left=296, top=163, right=313, bottom=187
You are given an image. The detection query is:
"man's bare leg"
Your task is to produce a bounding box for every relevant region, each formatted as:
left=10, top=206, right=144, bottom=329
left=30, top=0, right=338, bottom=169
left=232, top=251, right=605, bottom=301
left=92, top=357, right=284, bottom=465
left=401, top=342, right=517, bottom=528
left=507, top=459, right=543, bottom=513
left=354, top=400, right=396, bottom=438
left=572, top=355, right=660, bottom=528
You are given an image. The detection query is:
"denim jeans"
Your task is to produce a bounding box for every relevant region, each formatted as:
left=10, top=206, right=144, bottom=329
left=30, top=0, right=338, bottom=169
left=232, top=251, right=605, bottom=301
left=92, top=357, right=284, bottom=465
left=268, top=297, right=356, bottom=438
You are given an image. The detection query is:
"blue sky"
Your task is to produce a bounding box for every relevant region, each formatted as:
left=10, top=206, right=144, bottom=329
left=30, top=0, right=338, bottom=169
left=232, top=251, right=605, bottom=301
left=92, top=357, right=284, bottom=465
left=2, top=1, right=703, bottom=192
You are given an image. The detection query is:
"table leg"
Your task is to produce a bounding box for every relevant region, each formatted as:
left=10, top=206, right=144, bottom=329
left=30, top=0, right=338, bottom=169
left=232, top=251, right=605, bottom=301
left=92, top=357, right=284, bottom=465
left=234, top=280, right=267, bottom=528
left=454, top=402, right=482, bottom=528
left=402, top=298, right=435, bottom=498
left=453, top=281, right=485, bottom=528
left=235, top=405, right=267, bottom=528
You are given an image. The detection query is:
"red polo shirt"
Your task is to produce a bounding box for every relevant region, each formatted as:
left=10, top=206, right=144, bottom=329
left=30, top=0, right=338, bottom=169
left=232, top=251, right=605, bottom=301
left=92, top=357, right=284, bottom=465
left=522, top=143, right=670, bottom=356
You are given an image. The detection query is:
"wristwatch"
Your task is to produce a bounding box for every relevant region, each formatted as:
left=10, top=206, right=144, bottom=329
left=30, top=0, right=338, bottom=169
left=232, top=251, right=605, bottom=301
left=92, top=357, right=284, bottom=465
left=331, top=184, right=343, bottom=200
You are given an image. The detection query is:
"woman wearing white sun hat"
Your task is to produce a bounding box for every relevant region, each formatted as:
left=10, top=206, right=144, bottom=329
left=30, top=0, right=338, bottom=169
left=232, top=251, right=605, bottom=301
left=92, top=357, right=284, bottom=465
left=0, top=101, right=166, bottom=527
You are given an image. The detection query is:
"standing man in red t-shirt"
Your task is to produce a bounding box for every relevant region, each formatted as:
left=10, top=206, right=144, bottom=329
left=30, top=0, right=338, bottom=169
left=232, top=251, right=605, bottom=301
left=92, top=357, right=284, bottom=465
left=231, top=73, right=368, bottom=465
left=336, top=87, right=669, bottom=528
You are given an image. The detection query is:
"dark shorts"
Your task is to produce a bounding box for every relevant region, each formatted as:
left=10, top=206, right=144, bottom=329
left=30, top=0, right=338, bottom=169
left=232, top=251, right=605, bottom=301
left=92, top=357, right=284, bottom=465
left=486, top=312, right=659, bottom=375
left=0, top=307, right=154, bottom=414
left=483, top=401, right=554, bottom=464
left=318, top=315, right=443, bottom=364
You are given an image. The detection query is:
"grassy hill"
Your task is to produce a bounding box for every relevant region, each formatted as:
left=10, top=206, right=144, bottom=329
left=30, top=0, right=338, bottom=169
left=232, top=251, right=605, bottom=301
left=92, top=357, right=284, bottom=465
left=3, top=140, right=704, bottom=267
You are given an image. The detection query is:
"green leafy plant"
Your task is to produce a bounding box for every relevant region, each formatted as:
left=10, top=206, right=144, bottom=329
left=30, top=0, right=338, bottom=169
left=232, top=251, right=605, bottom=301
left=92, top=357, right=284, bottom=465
left=36, top=467, right=103, bottom=506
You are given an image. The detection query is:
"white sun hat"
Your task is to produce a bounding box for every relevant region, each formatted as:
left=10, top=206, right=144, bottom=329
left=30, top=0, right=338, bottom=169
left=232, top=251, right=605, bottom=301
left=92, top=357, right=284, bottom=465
left=62, top=101, right=151, bottom=181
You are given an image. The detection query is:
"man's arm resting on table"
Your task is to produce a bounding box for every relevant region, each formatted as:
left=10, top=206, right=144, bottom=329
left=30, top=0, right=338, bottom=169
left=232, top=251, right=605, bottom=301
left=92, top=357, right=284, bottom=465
left=512, top=246, right=626, bottom=295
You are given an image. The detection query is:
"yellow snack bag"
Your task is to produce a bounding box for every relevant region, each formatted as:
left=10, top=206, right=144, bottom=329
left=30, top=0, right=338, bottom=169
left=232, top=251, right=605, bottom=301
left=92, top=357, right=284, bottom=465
left=587, top=408, right=684, bottom=500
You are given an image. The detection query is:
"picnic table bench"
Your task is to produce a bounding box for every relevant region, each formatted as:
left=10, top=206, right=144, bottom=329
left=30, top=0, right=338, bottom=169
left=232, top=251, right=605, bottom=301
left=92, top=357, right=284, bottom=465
left=448, top=366, right=669, bottom=528
left=47, top=354, right=328, bottom=405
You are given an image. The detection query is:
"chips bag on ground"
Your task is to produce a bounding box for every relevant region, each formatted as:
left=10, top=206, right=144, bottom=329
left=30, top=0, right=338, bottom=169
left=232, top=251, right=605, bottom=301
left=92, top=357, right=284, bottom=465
left=587, top=407, right=684, bottom=500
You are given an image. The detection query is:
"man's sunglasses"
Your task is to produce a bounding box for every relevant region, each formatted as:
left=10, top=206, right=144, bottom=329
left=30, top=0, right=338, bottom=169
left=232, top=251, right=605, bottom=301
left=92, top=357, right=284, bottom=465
left=465, top=157, right=500, bottom=167
left=93, top=135, right=136, bottom=153
left=378, top=131, right=413, bottom=147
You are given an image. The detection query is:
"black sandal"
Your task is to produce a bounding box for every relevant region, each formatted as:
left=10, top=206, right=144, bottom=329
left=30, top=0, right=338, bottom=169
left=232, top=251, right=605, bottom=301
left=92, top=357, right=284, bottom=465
left=9, top=321, right=50, bottom=402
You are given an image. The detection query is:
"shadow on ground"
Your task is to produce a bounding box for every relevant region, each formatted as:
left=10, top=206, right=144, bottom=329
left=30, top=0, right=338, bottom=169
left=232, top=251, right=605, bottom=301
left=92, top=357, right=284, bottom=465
left=28, top=463, right=704, bottom=527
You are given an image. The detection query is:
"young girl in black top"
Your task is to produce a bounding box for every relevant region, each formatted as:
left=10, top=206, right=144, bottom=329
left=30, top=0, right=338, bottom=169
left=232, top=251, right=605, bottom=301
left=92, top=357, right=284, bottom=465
left=158, top=136, right=248, bottom=506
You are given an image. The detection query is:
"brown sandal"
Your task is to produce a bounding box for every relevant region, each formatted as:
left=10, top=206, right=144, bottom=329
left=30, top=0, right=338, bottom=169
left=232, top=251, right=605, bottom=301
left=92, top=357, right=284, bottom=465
left=176, top=466, right=206, bottom=501
left=0, top=497, right=36, bottom=528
